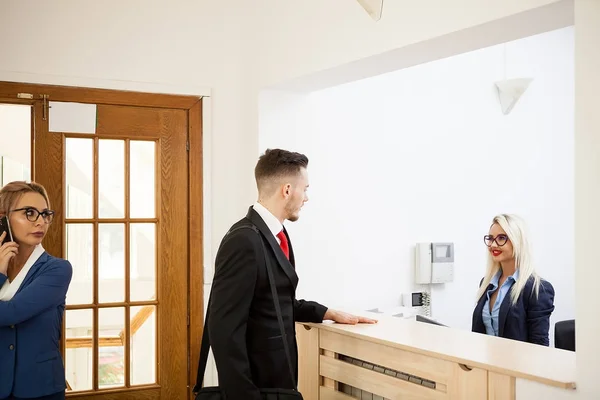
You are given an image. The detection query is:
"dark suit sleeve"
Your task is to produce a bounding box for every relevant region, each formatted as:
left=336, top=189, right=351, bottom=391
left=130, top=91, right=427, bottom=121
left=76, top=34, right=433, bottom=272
left=294, top=299, right=328, bottom=323
left=207, top=231, right=261, bottom=400
left=0, top=259, right=72, bottom=327
left=526, top=280, right=555, bottom=346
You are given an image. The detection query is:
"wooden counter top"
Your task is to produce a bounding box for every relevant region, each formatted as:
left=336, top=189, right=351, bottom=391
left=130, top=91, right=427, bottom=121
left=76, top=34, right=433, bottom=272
left=299, top=313, right=576, bottom=390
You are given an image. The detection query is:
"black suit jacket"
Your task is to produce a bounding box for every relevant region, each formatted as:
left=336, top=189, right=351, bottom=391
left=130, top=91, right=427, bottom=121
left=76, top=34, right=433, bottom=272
left=207, top=207, right=328, bottom=400
left=471, top=277, right=555, bottom=346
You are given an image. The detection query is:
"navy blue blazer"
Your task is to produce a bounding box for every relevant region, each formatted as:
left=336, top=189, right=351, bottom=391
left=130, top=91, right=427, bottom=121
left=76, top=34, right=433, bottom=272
left=472, top=277, right=555, bottom=346
left=0, top=252, right=73, bottom=399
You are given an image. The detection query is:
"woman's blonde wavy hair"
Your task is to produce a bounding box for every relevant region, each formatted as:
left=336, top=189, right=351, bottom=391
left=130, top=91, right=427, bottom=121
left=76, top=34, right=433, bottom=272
left=476, top=214, right=541, bottom=305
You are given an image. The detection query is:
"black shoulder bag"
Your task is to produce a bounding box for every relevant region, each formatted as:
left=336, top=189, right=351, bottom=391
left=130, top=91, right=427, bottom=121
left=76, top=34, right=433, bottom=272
left=193, top=225, right=303, bottom=400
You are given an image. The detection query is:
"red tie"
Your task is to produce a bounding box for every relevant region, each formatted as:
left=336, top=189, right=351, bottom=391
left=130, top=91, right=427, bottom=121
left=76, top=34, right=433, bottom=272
left=277, top=230, right=289, bottom=260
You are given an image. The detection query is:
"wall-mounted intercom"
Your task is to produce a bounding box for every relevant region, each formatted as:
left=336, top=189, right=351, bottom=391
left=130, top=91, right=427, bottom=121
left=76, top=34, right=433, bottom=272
left=415, top=242, right=454, bottom=284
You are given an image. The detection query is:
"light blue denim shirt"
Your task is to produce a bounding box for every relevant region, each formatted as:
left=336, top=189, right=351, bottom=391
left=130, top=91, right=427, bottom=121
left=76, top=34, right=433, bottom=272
left=482, top=269, right=520, bottom=336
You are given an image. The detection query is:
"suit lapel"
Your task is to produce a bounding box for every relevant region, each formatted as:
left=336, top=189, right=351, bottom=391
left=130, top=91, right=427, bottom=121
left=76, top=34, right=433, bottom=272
left=246, top=207, right=299, bottom=289
left=473, top=288, right=490, bottom=333
left=16, top=252, right=49, bottom=295
left=284, top=228, right=295, bottom=267
left=498, top=280, right=516, bottom=337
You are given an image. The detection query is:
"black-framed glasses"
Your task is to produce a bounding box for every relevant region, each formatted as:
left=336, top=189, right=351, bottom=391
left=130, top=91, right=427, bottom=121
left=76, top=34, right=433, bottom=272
left=11, top=207, right=55, bottom=224
left=484, top=234, right=508, bottom=247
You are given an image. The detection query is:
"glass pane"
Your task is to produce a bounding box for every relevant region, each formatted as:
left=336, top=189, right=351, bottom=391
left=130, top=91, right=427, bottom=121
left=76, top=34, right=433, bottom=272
left=66, top=224, right=93, bottom=305
left=98, top=224, right=124, bottom=303
left=1, top=156, right=30, bottom=186
left=130, top=224, right=156, bottom=301
left=130, top=141, right=156, bottom=218
left=99, top=139, right=125, bottom=218
left=98, top=307, right=125, bottom=389
left=65, top=309, right=93, bottom=392
left=130, top=305, right=156, bottom=385
left=65, top=138, right=93, bottom=218
left=0, top=104, right=31, bottom=187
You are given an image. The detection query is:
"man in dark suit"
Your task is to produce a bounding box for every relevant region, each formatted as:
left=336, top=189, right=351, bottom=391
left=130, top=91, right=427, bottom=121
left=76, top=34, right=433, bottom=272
left=207, top=149, right=376, bottom=399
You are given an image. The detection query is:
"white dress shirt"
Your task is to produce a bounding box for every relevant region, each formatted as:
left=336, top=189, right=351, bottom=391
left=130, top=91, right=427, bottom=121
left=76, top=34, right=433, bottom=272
left=253, top=202, right=284, bottom=244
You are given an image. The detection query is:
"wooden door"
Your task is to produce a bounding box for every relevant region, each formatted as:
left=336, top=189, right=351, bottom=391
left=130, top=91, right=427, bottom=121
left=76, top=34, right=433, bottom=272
left=0, top=83, right=203, bottom=399
left=42, top=104, right=190, bottom=399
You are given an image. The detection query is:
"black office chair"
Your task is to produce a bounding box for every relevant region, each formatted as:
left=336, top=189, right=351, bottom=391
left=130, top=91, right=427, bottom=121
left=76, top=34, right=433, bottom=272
left=554, top=319, right=575, bottom=351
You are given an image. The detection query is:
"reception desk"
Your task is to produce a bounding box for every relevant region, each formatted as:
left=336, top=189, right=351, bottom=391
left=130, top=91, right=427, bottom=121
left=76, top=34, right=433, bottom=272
left=296, top=314, right=576, bottom=399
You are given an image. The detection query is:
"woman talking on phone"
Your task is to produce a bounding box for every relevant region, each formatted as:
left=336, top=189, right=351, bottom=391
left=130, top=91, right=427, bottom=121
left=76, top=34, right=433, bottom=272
left=0, top=181, right=73, bottom=400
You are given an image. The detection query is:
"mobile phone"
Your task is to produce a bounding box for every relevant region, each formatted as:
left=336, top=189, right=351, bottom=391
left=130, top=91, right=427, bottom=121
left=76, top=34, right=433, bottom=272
left=0, top=215, right=13, bottom=245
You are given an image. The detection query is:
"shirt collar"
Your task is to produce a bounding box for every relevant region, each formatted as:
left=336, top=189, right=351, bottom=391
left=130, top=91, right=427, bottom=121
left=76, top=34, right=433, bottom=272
left=253, top=202, right=283, bottom=238
left=490, top=270, right=501, bottom=288
left=490, top=268, right=519, bottom=288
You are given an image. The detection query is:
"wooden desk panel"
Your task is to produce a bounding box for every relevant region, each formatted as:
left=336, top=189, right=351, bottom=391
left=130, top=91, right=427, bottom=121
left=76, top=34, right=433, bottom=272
left=296, top=314, right=576, bottom=400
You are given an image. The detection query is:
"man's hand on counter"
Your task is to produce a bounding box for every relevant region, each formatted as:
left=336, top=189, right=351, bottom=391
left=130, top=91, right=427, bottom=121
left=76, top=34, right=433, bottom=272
left=323, top=309, right=378, bottom=325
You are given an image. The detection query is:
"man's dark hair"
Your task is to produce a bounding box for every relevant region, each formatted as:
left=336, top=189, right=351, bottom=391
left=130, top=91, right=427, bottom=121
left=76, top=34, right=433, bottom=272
left=254, top=149, right=308, bottom=192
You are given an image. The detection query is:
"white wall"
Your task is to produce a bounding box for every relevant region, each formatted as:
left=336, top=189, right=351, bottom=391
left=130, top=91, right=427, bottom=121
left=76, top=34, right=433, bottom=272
left=260, top=27, right=575, bottom=337
left=253, top=0, right=565, bottom=89
left=574, top=1, right=600, bottom=398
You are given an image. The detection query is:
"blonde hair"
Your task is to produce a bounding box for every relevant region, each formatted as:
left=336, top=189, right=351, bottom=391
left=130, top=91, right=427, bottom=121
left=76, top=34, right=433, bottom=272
left=0, top=181, right=51, bottom=215
left=476, top=214, right=541, bottom=305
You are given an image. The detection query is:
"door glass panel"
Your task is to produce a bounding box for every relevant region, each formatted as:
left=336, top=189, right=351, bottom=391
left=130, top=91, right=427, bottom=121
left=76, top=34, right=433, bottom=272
left=98, top=307, right=125, bottom=389
left=98, top=139, right=125, bottom=218
left=66, top=223, right=93, bottom=305
left=98, top=223, right=125, bottom=303
left=130, top=141, right=156, bottom=218
left=65, top=309, right=94, bottom=392
left=0, top=104, right=31, bottom=186
left=65, top=138, right=93, bottom=219
left=130, top=223, right=156, bottom=302
left=130, top=305, right=157, bottom=385
left=0, top=155, right=30, bottom=186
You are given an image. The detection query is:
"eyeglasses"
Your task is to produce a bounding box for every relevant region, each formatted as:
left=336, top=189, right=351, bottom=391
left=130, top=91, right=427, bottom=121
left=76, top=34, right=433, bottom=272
left=11, top=207, right=55, bottom=224
left=484, top=234, right=508, bottom=247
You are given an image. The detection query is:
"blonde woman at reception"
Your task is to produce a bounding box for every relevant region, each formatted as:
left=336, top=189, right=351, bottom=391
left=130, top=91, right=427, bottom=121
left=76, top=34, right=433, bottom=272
left=472, top=214, right=554, bottom=346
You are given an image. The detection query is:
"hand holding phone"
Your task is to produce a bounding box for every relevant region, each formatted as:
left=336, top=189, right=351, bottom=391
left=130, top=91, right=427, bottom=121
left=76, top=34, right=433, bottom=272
left=0, top=217, right=18, bottom=275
